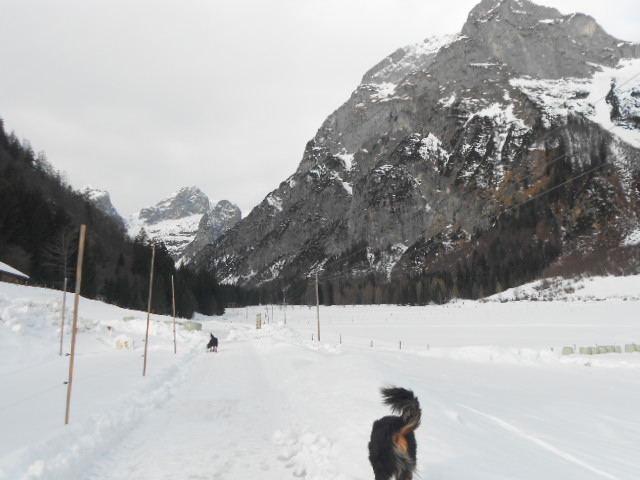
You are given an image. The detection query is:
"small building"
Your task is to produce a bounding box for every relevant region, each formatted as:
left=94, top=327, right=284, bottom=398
left=0, top=261, right=29, bottom=285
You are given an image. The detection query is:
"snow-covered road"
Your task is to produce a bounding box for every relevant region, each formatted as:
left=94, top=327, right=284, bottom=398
left=82, top=326, right=297, bottom=479
left=85, top=319, right=640, bottom=480
left=2, top=278, right=640, bottom=479
left=78, top=321, right=359, bottom=480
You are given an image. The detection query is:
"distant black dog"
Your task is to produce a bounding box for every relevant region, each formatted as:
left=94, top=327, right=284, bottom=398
left=368, top=386, right=421, bottom=480
left=207, top=333, right=218, bottom=352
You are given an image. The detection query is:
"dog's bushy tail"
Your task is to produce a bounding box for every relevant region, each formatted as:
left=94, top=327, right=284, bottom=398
left=381, top=386, right=421, bottom=430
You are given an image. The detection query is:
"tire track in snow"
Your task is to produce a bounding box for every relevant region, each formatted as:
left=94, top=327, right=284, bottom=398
left=460, top=405, right=618, bottom=480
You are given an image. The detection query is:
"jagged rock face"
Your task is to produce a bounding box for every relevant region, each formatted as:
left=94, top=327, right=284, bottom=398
left=80, top=185, right=126, bottom=228
left=462, top=0, right=639, bottom=78
left=128, top=187, right=241, bottom=263
left=137, top=186, right=210, bottom=224
left=180, top=200, right=242, bottom=265
left=210, top=200, right=243, bottom=236
left=193, top=0, right=640, bottom=289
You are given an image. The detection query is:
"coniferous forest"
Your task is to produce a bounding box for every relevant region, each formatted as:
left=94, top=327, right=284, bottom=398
left=0, top=118, right=224, bottom=317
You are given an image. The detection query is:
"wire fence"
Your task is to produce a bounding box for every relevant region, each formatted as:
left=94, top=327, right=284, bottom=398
left=0, top=350, right=142, bottom=413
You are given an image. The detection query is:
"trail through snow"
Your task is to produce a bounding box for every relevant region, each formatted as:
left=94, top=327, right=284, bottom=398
left=2, top=280, right=640, bottom=479
left=81, top=324, right=340, bottom=480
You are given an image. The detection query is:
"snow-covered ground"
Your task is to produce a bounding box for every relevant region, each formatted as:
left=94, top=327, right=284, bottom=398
left=1, top=276, right=640, bottom=479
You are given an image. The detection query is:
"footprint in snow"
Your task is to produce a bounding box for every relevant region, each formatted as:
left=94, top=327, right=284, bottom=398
left=273, top=429, right=342, bottom=479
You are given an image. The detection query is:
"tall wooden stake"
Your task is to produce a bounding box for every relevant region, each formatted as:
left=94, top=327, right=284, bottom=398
left=171, top=274, right=177, bottom=354
left=283, top=290, right=286, bottom=325
left=143, top=245, right=156, bottom=376
left=59, top=277, right=68, bottom=356
left=65, top=224, right=86, bottom=425
left=315, top=272, right=320, bottom=342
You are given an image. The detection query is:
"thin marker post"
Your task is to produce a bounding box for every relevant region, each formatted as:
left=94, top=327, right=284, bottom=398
left=143, top=245, right=156, bottom=376
left=171, top=274, right=177, bottom=354
left=315, top=272, right=320, bottom=342
left=59, top=277, right=67, bottom=356
left=64, top=224, right=86, bottom=425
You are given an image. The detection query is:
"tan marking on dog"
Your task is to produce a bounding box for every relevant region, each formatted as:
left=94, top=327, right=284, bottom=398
left=393, top=432, right=409, bottom=453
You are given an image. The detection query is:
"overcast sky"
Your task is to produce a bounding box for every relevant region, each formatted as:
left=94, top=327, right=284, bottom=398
left=1, top=0, right=638, bottom=218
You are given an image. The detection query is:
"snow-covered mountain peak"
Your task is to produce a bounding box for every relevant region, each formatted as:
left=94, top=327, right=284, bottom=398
left=80, top=185, right=124, bottom=225
left=137, top=186, right=211, bottom=225
left=127, top=187, right=241, bottom=263
left=462, top=0, right=638, bottom=79
left=466, top=0, right=561, bottom=25
left=193, top=0, right=640, bottom=291
left=80, top=184, right=108, bottom=201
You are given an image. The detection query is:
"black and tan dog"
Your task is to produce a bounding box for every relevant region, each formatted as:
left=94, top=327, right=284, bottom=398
left=368, top=386, right=421, bottom=480
left=206, top=333, right=218, bottom=352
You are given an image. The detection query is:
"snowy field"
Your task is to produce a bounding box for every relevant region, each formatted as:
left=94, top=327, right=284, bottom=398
left=1, top=276, right=640, bottom=480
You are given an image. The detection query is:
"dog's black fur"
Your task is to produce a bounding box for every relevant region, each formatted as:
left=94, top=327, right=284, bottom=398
left=368, top=387, right=421, bottom=480
left=207, top=333, right=218, bottom=352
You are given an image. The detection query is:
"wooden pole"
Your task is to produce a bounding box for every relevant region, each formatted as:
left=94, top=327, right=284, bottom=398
left=171, top=274, right=177, bottom=354
left=65, top=224, right=86, bottom=425
left=59, top=277, right=68, bottom=356
left=315, top=272, right=320, bottom=342
left=142, top=245, right=156, bottom=377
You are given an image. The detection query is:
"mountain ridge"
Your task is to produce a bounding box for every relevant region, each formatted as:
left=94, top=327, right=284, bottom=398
left=80, top=185, right=126, bottom=228
left=127, top=186, right=241, bottom=263
left=191, top=0, right=640, bottom=303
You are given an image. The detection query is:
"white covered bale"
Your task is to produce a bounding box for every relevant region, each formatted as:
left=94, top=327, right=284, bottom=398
left=182, top=321, right=202, bottom=331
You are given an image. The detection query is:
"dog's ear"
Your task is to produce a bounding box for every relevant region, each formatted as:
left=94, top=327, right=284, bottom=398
left=210, top=333, right=214, bottom=338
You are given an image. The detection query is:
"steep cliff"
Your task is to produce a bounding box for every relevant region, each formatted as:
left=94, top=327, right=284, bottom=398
left=193, top=0, right=640, bottom=300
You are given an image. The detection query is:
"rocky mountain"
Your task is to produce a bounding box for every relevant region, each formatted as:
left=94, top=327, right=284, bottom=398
left=192, top=0, right=640, bottom=302
left=80, top=185, right=126, bottom=228
left=179, top=200, right=244, bottom=265
left=127, top=186, right=241, bottom=263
